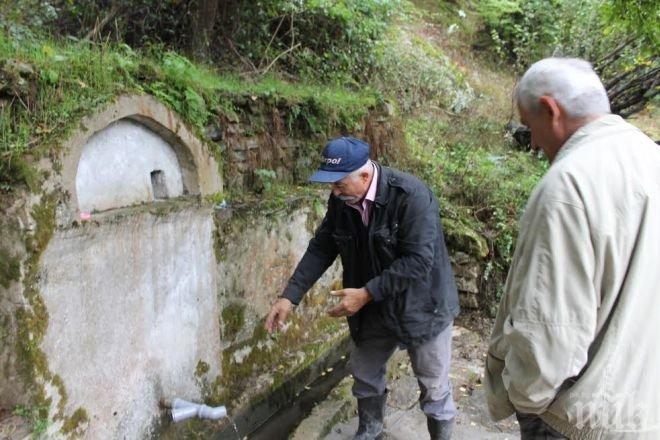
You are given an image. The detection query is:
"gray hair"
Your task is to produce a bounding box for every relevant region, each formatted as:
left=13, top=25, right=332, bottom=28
left=516, top=57, right=611, bottom=119
left=347, top=160, right=373, bottom=181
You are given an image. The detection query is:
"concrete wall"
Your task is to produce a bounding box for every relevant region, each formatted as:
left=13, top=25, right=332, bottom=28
left=39, top=207, right=219, bottom=439
left=76, top=120, right=185, bottom=212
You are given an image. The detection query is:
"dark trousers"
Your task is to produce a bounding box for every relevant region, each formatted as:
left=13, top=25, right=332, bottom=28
left=517, top=413, right=567, bottom=439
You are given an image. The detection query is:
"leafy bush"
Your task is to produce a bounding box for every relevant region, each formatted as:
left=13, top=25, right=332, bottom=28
left=475, top=0, right=659, bottom=115
left=475, top=0, right=563, bottom=70
left=373, top=30, right=474, bottom=112
left=401, top=112, right=546, bottom=302
left=229, top=0, right=402, bottom=84
left=2, top=0, right=402, bottom=85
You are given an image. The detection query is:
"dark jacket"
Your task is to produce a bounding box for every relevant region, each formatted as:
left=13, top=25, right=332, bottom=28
left=282, top=164, right=459, bottom=346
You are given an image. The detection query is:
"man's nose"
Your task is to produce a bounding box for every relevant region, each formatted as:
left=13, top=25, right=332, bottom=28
left=332, top=187, right=341, bottom=197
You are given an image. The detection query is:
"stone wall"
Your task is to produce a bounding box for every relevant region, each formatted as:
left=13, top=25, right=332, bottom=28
left=209, top=101, right=401, bottom=191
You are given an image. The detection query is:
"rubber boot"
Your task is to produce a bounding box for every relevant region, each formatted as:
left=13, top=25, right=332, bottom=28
left=353, top=392, right=387, bottom=440
left=427, top=417, right=454, bottom=440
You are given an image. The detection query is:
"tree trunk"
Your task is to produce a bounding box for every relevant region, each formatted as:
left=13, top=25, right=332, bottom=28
left=190, top=0, right=221, bottom=61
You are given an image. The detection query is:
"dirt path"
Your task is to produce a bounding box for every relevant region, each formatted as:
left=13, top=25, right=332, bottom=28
left=293, top=324, right=519, bottom=440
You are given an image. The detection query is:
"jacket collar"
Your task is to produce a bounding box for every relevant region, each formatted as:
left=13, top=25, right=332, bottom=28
left=554, top=114, right=625, bottom=163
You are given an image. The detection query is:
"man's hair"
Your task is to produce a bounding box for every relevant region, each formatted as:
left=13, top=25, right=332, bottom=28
left=347, top=160, right=373, bottom=181
left=516, top=57, right=611, bottom=119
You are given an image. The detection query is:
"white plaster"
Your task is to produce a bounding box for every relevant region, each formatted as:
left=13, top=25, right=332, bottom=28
left=76, top=120, right=184, bottom=213
left=231, top=346, right=253, bottom=364
left=39, top=209, right=220, bottom=439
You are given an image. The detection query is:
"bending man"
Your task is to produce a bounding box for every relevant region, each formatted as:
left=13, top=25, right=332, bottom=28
left=266, top=137, right=460, bottom=440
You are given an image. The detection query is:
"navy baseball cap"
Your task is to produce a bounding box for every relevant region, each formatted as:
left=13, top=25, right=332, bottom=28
left=309, top=137, right=370, bottom=183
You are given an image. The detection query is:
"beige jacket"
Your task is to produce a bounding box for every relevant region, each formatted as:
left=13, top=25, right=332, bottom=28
left=485, top=115, right=660, bottom=439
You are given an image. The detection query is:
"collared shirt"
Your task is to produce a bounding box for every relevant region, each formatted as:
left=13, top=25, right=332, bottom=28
left=348, top=161, right=378, bottom=226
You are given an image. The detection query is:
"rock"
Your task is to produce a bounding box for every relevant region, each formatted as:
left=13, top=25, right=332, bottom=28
left=442, top=217, right=489, bottom=259
left=459, top=292, right=479, bottom=309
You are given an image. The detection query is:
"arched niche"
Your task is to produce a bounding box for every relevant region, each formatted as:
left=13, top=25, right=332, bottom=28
left=76, top=119, right=186, bottom=212
left=58, top=95, right=222, bottom=220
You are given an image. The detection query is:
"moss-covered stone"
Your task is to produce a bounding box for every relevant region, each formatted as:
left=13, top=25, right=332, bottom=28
left=442, top=217, right=489, bottom=259
left=12, top=193, right=65, bottom=432
left=210, top=307, right=347, bottom=408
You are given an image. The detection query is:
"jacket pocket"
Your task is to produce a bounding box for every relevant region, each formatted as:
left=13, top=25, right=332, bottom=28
left=372, top=224, right=398, bottom=267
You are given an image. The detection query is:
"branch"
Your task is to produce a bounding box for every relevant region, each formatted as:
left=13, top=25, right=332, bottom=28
left=594, top=36, right=635, bottom=73
left=608, top=66, right=659, bottom=101
left=260, top=43, right=301, bottom=76
left=258, top=14, right=287, bottom=70
left=616, top=87, right=659, bottom=117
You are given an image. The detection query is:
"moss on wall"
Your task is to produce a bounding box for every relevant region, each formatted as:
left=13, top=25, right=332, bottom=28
left=210, top=312, right=346, bottom=409
left=60, top=408, right=89, bottom=436
left=195, top=361, right=210, bottom=378
left=0, top=247, right=20, bottom=288
left=221, top=302, right=246, bottom=341
left=442, top=217, right=489, bottom=259
left=15, top=194, right=56, bottom=390
left=8, top=193, right=89, bottom=437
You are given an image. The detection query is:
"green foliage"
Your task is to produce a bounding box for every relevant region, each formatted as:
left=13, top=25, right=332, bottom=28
left=475, top=0, right=563, bottom=70
left=271, top=0, right=402, bottom=83
left=476, top=0, right=659, bottom=72
left=401, top=111, right=545, bottom=299
left=0, top=31, right=378, bottom=189
left=601, top=0, right=659, bottom=52
left=373, top=30, right=474, bottom=112
left=254, top=168, right=278, bottom=194
left=2, top=0, right=402, bottom=85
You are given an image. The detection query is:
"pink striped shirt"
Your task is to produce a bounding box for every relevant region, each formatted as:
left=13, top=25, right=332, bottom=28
left=348, top=161, right=378, bottom=226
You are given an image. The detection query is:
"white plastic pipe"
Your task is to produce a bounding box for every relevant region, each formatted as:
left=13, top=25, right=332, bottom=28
left=171, top=397, right=228, bottom=423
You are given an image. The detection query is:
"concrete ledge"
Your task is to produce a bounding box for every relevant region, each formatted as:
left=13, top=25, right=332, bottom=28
left=290, top=376, right=356, bottom=440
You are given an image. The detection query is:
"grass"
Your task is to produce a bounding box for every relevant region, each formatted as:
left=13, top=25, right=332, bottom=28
left=0, top=33, right=379, bottom=190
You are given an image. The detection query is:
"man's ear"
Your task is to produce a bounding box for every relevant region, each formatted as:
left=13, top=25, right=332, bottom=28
left=538, top=95, right=562, bottom=122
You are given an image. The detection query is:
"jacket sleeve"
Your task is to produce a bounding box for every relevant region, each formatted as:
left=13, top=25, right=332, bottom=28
left=499, top=199, right=598, bottom=415
left=365, top=188, right=437, bottom=302
left=281, top=197, right=339, bottom=305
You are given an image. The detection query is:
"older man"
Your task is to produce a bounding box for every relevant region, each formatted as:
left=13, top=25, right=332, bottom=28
left=266, top=137, right=460, bottom=439
left=485, top=57, right=660, bottom=439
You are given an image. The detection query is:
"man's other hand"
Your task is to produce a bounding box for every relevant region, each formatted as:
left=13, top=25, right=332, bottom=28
left=328, top=287, right=372, bottom=317
left=265, top=298, right=294, bottom=334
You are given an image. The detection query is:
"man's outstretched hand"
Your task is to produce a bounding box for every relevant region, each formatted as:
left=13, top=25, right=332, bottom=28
left=328, top=287, right=372, bottom=317
left=265, top=298, right=294, bottom=334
